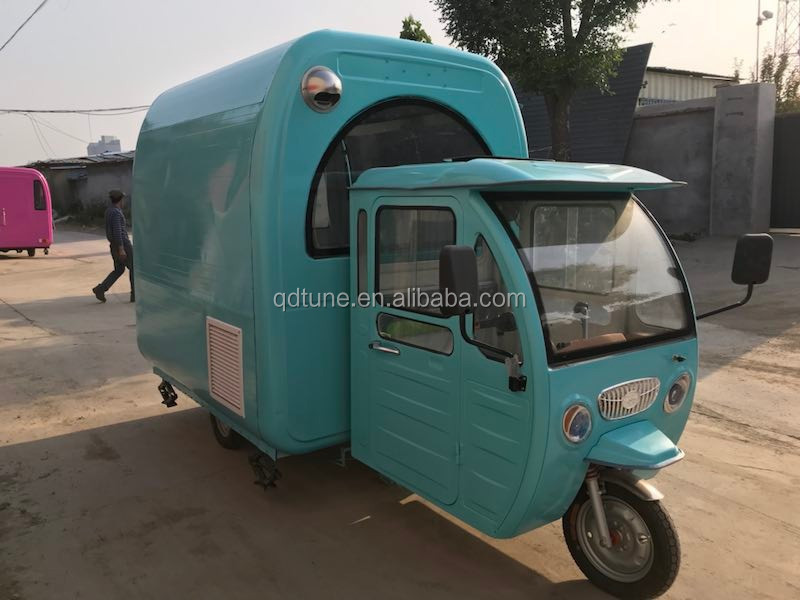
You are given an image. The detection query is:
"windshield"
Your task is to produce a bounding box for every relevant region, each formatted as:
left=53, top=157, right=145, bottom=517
left=486, top=192, right=692, bottom=363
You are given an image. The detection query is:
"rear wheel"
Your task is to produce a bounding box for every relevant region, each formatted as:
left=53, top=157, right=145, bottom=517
left=210, top=414, right=243, bottom=449
left=27, top=248, right=35, bottom=257
left=563, top=482, right=680, bottom=599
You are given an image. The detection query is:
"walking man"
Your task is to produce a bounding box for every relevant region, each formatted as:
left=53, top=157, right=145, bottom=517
left=92, top=190, right=134, bottom=303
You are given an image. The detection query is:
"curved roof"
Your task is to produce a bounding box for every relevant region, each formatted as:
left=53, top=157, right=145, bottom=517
left=140, top=29, right=515, bottom=133
left=351, top=158, right=685, bottom=193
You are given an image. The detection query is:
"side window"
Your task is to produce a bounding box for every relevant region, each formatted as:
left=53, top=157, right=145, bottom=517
left=310, top=142, right=350, bottom=251
left=308, top=100, right=488, bottom=257
left=378, top=313, right=454, bottom=355
left=357, top=210, right=367, bottom=296
left=376, top=207, right=455, bottom=315
left=33, top=180, right=46, bottom=211
left=473, top=235, right=523, bottom=361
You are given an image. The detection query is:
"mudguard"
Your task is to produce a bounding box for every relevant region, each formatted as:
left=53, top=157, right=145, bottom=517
left=587, top=421, right=684, bottom=470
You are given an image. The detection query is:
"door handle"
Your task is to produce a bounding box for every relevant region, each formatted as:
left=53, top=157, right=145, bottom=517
left=369, top=341, right=400, bottom=356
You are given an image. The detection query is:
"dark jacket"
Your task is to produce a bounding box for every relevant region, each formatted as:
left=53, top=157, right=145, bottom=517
left=105, top=206, right=130, bottom=246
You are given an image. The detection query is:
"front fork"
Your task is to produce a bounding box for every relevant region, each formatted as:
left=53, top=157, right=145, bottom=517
left=585, top=467, right=612, bottom=548
left=584, top=464, right=665, bottom=548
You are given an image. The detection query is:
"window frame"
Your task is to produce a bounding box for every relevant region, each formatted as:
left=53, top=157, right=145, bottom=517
left=376, top=312, right=455, bottom=356
left=471, top=234, right=524, bottom=363
left=305, top=98, right=489, bottom=259
left=374, top=205, right=456, bottom=320
left=357, top=209, right=368, bottom=297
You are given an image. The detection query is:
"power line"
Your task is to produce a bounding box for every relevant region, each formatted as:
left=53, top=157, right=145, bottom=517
left=28, top=113, right=90, bottom=144
left=25, top=114, right=52, bottom=158
left=0, top=0, right=50, bottom=55
left=31, top=117, right=56, bottom=156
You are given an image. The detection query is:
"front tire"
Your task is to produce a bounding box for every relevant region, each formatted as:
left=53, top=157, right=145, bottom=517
left=27, top=248, right=35, bottom=257
left=563, top=482, right=680, bottom=599
left=210, top=414, right=243, bottom=449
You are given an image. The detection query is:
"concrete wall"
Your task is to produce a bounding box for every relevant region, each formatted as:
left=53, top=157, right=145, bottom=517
left=625, top=99, right=716, bottom=236
left=38, top=161, right=132, bottom=215
left=709, top=83, right=775, bottom=235
left=625, top=83, right=776, bottom=237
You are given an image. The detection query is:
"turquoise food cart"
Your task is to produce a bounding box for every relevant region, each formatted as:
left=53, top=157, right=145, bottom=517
left=133, top=30, right=772, bottom=598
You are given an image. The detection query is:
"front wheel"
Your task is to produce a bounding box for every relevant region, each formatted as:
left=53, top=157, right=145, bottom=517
left=563, top=482, right=680, bottom=599
left=27, top=248, right=35, bottom=257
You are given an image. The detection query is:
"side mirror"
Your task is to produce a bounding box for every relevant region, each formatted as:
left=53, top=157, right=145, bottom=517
left=439, top=245, right=478, bottom=317
left=731, top=233, right=773, bottom=285
left=697, top=233, right=774, bottom=320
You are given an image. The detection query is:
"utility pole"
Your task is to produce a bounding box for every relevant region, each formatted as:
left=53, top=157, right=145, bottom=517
left=756, top=1, right=775, bottom=80
left=774, top=0, right=800, bottom=71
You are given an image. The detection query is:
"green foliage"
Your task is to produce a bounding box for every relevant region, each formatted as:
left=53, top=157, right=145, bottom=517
left=432, top=0, right=663, bottom=158
left=760, top=51, right=800, bottom=114
left=400, top=14, right=433, bottom=44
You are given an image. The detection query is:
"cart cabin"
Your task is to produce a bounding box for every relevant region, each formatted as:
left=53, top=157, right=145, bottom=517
left=348, top=158, right=696, bottom=537
left=0, top=167, right=52, bottom=255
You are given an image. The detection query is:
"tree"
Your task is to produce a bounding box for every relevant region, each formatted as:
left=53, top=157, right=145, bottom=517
left=400, top=14, right=433, bottom=44
left=759, top=51, right=800, bottom=114
left=432, top=0, right=664, bottom=160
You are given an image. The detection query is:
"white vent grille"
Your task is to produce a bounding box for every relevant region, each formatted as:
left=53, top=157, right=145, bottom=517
left=206, top=317, right=244, bottom=417
left=597, top=377, right=660, bottom=421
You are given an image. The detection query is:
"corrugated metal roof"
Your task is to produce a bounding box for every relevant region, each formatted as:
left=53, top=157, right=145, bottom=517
left=25, top=150, right=134, bottom=168
left=646, top=66, right=736, bottom=81
left=516, top=43, right=652, bottom=163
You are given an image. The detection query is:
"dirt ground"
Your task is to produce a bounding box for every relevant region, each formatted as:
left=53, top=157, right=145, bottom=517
left=1, top=230, right=798, bottom=600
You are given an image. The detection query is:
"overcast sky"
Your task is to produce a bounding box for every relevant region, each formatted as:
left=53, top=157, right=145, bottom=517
left=0, top=0, right=782, bottom=165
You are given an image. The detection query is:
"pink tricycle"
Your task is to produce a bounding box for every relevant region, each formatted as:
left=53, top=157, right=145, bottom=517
left=0, top=167, right=53, bottom=257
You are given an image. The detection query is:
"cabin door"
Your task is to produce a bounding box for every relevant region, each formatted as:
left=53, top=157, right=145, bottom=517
left=350, top=196, right=462, bottom=505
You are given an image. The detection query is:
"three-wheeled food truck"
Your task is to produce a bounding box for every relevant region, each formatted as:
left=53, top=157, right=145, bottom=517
left=0, top=167, right=52, bottom=257
left=133, top=30, right=773, bottom=598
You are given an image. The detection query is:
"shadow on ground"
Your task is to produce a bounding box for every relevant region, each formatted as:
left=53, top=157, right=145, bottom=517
left=0, top=408, right=604, bottom=600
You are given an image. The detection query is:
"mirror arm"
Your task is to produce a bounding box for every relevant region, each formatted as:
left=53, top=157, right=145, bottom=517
left=458, top=314, right=514, bottom=361
left=458, top=314, right=527, bottom=392
left=696, top=284, right=754, bottom=320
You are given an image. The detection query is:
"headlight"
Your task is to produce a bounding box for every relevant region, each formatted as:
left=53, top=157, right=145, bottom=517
left=664, top=373, right=692, bottom=413
left=563, top=404, right=592, bottom=444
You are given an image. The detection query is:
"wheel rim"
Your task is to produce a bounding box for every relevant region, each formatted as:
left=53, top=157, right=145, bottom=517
left=214, top=417, right=232, bottom=437
left=576, top=496, right=654, bottom=583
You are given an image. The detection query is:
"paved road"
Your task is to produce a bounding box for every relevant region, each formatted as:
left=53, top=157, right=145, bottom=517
left=1, top=229, right=798, bottom=600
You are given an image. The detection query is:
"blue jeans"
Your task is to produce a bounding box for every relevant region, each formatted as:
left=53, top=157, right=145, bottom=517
left=98, top=241, right=134, bottom=293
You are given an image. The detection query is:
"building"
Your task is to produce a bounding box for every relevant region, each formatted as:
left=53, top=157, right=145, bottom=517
left=638, top=67, right=738, bottom=106
left=87, top=135, right=122, bottom=156
left=515, top=46, right=740, bottom=162
left=25, top=151, right=134, bottom=216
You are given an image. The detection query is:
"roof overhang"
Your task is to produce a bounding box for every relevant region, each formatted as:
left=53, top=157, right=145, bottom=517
left=351, top=158, right=686, bottom=194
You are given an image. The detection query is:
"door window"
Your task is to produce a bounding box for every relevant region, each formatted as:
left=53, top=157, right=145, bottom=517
left=473, top=235, right=523, bottom=360
left=308, top=100, right=488, bottom=257
left=377, top=313, right=454, bottom=355
left=376, top=207, right=455, bottom=315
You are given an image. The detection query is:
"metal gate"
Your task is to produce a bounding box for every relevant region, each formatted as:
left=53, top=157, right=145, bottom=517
left=772, top=113, right=800, bottom=228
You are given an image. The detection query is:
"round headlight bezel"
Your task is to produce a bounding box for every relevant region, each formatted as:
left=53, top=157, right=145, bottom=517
left=563, top=404, right=593, bottom=444
left=664, top=373, right=692, bottom=413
